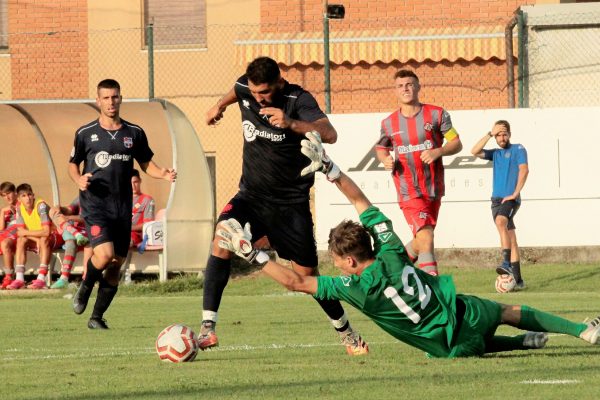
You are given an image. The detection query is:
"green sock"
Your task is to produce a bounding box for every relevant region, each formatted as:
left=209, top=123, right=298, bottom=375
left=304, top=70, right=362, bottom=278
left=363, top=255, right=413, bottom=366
left=485, top=335, right=527, bottom=353
left=518, top=305, right=586, bottom=337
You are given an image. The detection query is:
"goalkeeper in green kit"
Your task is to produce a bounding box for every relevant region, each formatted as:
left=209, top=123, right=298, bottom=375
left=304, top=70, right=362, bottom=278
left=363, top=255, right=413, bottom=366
left=217, top=131, right=600, bottom=358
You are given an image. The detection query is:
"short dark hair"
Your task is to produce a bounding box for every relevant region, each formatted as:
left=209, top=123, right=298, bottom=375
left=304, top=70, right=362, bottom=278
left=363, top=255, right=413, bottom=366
left=0, top=181, right=16, bottom=194
left=394, top=69, right=419, bottom=83
left=132, top=169, right=140, bottom=179
left=246, top=57, right=281, bottom=85
left=97, top=79, right=121, bottom=94
left=16, top=183, right=33, bottom=195
left=495, top=120, right=511, bottom=133
left=328, top=220, right=375, bottom=262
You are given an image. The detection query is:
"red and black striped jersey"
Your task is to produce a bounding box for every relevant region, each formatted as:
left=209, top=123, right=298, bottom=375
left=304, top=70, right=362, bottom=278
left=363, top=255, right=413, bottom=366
left=376, top=104, right=457, bottom=201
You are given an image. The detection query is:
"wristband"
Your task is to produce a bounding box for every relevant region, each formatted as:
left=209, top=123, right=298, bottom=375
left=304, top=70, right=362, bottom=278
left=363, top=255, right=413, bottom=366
left=255, top=251, right=270, bottom=265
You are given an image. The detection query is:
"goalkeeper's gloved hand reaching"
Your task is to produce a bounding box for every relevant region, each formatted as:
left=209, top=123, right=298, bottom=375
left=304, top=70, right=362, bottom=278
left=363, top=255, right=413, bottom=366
left=300, top=131, right=341, bottom=181
left=216, top=218, right=270, bottom=265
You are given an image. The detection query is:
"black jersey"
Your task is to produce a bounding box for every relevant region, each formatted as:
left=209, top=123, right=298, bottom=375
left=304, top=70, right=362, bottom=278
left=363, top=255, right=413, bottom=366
left=69, top=119, right=154, bottom=218
left=235, top=76, right=327, bottom=203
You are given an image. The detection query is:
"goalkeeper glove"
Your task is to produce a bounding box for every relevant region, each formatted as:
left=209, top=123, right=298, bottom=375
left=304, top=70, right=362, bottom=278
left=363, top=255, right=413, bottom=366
left=216, top=218, right=270, bottom=265
left=300, top=131, right=341, bottom=182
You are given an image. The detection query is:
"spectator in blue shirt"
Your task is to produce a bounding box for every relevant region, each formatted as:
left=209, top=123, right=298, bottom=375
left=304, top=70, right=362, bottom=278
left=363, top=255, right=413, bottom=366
left=471, top=120, right=529, bottom=290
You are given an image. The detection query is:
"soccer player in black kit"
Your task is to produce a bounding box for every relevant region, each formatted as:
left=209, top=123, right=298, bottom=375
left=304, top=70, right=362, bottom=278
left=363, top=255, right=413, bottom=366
left=69, top=79, right=176, bottom=329
left=201, top=57, right=368, bottom=355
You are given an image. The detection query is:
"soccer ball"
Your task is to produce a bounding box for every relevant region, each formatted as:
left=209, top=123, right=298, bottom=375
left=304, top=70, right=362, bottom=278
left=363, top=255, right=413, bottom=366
left=495, top=274, right=516, bottom=293
left=156, top=324, right=199, bottom=363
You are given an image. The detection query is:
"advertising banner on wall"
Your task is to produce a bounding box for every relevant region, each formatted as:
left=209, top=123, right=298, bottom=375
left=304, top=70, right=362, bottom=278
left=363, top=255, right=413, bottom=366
left=315, top=107, right=600, bottom=250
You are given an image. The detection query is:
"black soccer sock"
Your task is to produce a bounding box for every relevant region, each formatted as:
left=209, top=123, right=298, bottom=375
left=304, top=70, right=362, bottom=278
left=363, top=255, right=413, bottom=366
left=91, top=278, right=118, bottom=320
left=501, top=249, right=511, bottom=264
left=484, top=335, right=528, bottom=353
left=511, top=261, right=523, bottom=283
left=84, top=258, right=103, bottom=287
left=314, top=298, right=349, bottom=332
left=202, top=255, right=231, bottom=313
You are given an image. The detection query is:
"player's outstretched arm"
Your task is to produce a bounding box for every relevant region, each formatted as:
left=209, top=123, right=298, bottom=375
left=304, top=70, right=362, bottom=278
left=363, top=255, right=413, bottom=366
left=300, top=131, right=371, bottom=215
left=333, top=173, right=372, bottom=216
left=216, top=218, right=318, bottom=294
left=261, top=261, right=318, bottom=295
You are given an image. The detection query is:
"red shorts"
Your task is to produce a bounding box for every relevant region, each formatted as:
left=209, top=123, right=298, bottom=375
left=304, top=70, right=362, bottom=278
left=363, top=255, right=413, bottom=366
left=399, top=197, right=441, bottom=236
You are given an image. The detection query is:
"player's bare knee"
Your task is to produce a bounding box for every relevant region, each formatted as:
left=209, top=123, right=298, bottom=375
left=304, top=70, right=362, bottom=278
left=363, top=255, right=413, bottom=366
left=211, top=229, right=232, bottom=258
left=94, top=253, right=114, bottom=268
left=494, top=217, right=508, bottom=229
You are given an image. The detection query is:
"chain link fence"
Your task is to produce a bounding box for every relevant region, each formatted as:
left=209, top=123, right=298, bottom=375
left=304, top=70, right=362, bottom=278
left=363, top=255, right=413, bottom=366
left=1, top=15, right=600, bottom=211
left=522, top=10, right=600, bottom=108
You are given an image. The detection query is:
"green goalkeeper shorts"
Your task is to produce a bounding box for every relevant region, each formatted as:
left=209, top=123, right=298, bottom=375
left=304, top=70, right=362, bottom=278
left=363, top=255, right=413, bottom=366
left=448, top=294, right=502, bottom=358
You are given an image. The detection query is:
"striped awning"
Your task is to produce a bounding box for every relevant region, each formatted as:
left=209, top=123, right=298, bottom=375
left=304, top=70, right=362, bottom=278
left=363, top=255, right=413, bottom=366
left=235, top=26, right=511, bottom=66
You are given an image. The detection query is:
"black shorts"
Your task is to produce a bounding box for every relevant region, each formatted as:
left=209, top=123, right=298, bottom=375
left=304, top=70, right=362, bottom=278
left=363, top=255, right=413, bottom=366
left=217, top=193, right=318, bottom=267
left=83, top=214, right=132, bottom=258
left=491, top=198, right=520, bottom=230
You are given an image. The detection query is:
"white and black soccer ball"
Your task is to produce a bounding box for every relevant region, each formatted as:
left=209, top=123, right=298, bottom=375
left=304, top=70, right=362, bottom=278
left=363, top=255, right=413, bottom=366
left=495, top=274, right=516, bottom=293
left=156, top=324, right=199, bottom=363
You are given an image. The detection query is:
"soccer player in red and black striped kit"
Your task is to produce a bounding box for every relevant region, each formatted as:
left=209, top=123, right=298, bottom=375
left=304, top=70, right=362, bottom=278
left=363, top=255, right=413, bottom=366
left=376, top=70, right=462, bottom=276
left=201, top=56, right=368, bottom=355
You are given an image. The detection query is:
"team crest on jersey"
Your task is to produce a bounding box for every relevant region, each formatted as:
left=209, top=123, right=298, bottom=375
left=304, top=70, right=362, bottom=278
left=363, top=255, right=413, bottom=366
left=374, top=223, right=388, bottom=233
left=340, top=276, right=352, bottom=287
left=91, top=134, right=99, bottom=142
left=123, top=137, right=133, bottom=148
left=419, top=211, right=429, bottom=219
left=242, top=99, right=250, bottom=109
left=504, top=151, right=511, bottom=158
left=378, top=232, right=392, bottom=242
left=424, top=122, right=433, bottom=131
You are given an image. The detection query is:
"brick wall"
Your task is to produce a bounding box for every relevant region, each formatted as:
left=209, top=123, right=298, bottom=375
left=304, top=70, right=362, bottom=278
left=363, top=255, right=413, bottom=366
left=261, top=0, right=537, bottom=31
left=9, top=0, right=88, bottom=99
left=263, top=0, right=532, bottom=111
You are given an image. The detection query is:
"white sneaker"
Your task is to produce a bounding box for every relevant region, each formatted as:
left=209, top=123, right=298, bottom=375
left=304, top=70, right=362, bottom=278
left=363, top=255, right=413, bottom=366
left=580, top=316, right=600, bottom=344
left=523, top=332, right=548, bottom=349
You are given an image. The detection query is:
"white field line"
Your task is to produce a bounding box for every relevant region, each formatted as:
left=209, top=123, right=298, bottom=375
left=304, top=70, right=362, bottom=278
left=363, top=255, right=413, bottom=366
left=0, top=334, right=572, bottom=362
left=0, top=340, right=399, bottom=362
left=521, top=379, right=580, bottom=384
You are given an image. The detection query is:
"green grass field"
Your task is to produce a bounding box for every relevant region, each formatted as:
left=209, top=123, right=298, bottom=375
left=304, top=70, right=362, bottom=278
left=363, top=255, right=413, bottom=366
left=1, top=263, right=599, bottom=400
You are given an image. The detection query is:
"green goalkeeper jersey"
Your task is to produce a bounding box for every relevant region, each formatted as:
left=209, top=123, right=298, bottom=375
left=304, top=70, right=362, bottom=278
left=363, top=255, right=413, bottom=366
left=315, top=206, right=459, bottom=358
